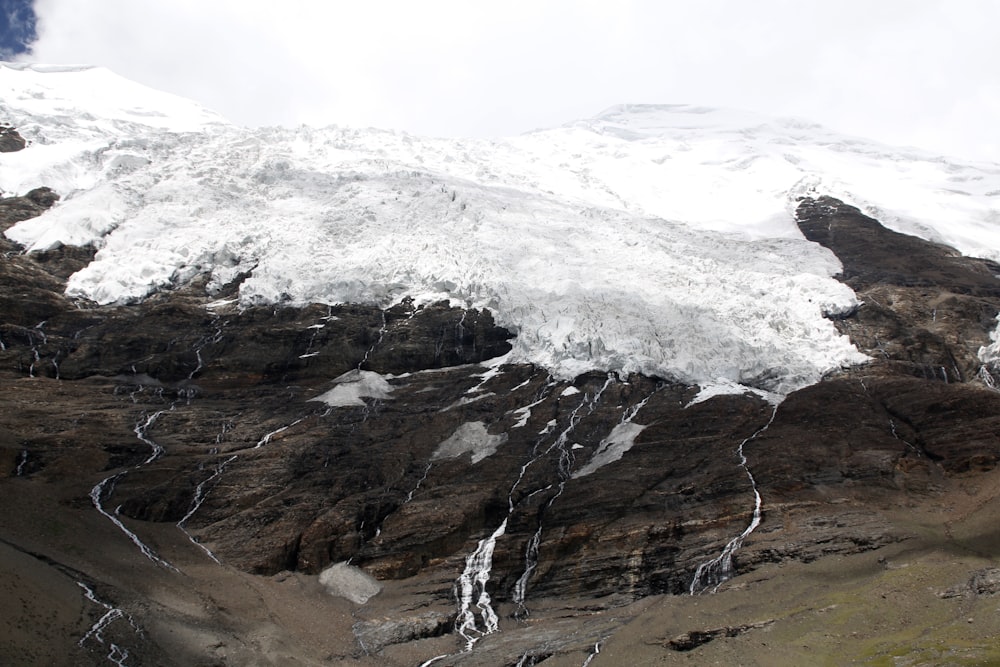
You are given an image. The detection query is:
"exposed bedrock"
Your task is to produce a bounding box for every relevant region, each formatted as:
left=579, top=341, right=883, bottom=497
left=4, top=193, right=1000, bottom=664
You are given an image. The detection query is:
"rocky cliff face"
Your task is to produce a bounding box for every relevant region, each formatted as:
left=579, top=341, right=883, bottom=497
left=3, top=192, right=1000, bottom=666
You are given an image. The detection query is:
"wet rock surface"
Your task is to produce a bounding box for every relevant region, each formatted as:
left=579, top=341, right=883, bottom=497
left=2, top=195, right=1000, bottom=665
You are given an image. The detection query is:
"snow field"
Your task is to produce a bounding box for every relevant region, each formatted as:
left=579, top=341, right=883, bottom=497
left=4, top=68, right=999, bottom=395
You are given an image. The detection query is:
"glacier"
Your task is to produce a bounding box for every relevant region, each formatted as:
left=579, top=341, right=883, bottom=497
left=3, top=63, right=1000, bottom=395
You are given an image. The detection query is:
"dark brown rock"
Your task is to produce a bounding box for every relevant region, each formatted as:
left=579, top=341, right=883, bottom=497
left=0, top=126, right=27, bottom=153
left=796, top=196, right=1000, bottom=296
left=0, top=187, right=59, bottom=230
left=796, top=195, right=1000, bottom=383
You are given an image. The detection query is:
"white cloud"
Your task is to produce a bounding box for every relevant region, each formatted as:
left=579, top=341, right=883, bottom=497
left=20, top=0, right=1000, bottom=161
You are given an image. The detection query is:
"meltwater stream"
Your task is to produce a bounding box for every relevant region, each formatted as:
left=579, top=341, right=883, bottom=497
left=176, top=454, right=237, bottom=563
left=90, top=407, right=178, bottom=571
left=455, top=375, right=614, bottom=650
left=689, top=404, right=779, bottom=594
left=77, top=582, right=140, bottom=667
left=511, top=376, right=615, bottom=616
left=173, top=416, right=309, bottom=563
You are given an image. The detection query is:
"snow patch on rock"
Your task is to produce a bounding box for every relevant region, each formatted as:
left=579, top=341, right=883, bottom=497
left=432, top=422, right=508, bottom=464
left=574, top=422, right=648, bottom=477
left=319, top=562, right=382, bottom=604
left=310, top=370, right=393, bottom=407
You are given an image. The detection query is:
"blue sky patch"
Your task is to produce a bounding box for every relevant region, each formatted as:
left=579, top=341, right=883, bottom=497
left=0, top=0, right=37, bottom=59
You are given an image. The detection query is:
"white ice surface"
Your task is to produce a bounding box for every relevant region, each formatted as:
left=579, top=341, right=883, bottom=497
left=574, top=422, right=648, bottom=478
left=319, top=562, right=382, bottom=604
left=4, top=69, right=1000, bottom=395
left=978, top=315, right=1000, bottom=366
left=309, top=370, right=393, bottom=407
left=432, top=422, right=508, bottom=465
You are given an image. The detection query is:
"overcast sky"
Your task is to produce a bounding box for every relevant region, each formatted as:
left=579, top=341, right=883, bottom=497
left=14, top=0, right=1000, bottom=161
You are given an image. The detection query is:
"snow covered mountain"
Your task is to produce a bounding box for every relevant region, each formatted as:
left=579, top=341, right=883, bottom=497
left=3, top=63, right=999, bottom=397
left=7, top=64, right=1000, bottom=666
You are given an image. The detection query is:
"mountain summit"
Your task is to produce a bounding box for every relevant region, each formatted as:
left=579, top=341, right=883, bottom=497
left=3, top=65, right=1000, bottom=666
